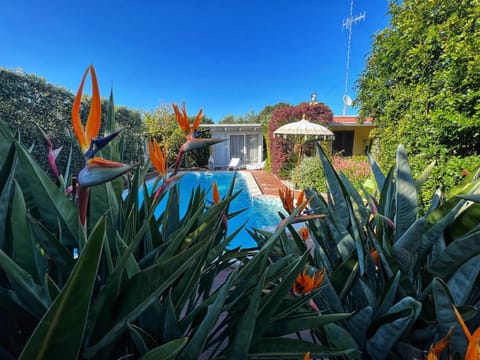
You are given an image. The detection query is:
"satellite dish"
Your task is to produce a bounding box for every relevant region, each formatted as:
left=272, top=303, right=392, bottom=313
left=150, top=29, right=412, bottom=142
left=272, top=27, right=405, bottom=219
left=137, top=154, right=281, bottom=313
left=343, top=94, right=353, bottom=106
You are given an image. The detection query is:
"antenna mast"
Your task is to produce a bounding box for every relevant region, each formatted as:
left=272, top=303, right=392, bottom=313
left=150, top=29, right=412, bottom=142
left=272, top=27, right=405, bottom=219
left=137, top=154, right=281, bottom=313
left=342, top=0, right=365, bottom=115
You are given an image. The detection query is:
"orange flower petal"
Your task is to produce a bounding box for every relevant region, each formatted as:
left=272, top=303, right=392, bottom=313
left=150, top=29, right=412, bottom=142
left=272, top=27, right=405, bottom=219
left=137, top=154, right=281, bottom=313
left=299, top=226, right=309, bottom=241
left=173, top=103, right=191, bottom=135
left=304, top=352, right=310, bottom=360
left=149, top=139, right=167, bottom=177
left=192, top=108, right=203, bottom=131
left=213, top=182, right=220, bottom=204
left=427, top=328, right=452, bottom=360
left=85, top=65, right=101, bottom=145
left=454, top=305, right=480, bottom=359
left=87, top=157, right=125, bottom=167
left=72, top=67, right=89, bottom=151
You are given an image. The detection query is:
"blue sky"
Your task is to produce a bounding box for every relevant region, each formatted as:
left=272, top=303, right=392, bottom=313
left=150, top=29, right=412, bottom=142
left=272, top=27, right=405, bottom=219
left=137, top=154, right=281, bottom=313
left=1, top=0, right=390, bottom=121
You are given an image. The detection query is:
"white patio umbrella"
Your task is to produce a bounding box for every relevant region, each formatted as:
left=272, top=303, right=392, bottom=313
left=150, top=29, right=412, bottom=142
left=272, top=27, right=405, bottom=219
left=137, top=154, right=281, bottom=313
left=273, top=115, right=334, bottom=187
left=273, top=117, right=335, bottom=141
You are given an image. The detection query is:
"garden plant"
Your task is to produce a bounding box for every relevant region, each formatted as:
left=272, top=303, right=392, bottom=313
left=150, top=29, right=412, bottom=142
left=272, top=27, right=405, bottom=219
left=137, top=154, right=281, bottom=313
left=0, top=66, right=479, bottom=359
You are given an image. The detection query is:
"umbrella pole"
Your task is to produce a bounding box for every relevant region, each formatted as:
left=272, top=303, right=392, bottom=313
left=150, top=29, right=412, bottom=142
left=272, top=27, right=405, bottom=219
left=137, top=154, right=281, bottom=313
left=294, top=143, right=302, bottom=189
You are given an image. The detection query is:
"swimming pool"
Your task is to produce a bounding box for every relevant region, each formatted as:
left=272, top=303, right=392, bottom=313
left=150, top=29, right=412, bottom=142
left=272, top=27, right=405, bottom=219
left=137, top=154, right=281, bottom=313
left=147, top=171, right=284, bottom=248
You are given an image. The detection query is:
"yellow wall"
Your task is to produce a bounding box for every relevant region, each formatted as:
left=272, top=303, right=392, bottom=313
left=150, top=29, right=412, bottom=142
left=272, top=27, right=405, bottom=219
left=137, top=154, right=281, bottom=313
left=328, top=125, right=374, bottom=156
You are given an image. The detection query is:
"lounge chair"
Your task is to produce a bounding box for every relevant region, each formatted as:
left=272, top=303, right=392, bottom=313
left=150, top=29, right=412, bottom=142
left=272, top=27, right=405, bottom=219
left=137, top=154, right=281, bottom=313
left=246, top=160, right=266, bottom=170
left=228, top=157, right=241, bottom=170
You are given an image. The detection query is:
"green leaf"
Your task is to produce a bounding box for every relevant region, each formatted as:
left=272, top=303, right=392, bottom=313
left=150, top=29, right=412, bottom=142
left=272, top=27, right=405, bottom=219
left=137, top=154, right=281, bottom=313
left=323, top=323, right=360, bottom=358
left=0, top=249, right=48, bottom=319
left=366, top=297, right=421, bottom=360
left=431, top=278, right=468, bottom=354
left=19, top=216, right=105, bottom=360
left=224, top=271, right=266, bottom=358
left=395, top=145, right=418, bottom=241
left=317, top=143, right=349, bottom=227
left=248, top=337, right=357, bottom=358
left=446, top=254, right=480, bottom=305
left=11, top=180, right=38, bottom=281
left=429, top=229, right=480, bottom=278
left=84, top=241, right=207, bottom=358
left=367, top=150, right=385, bottom=190
left=139, top=338, right=188, bottom=360
left=265, top=313, right=353, bottom=337
left=180, top=268, right=237, bottom=360
left=127, top=323, right=158, bottom=356
left=28, top=216, right=75, bottom=280
left=14, top=141, right=82, bottom=247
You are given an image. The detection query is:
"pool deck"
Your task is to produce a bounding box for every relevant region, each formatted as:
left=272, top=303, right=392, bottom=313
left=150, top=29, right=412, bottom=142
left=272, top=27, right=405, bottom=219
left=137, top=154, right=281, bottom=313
left=245, top=169, right=284, bottom=196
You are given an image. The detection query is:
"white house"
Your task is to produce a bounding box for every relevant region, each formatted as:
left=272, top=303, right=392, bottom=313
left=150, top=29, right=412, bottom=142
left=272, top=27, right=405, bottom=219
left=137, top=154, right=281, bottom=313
left=199, top=124, right=264, bottom=168
left=200, top=116, right=374, bottom=169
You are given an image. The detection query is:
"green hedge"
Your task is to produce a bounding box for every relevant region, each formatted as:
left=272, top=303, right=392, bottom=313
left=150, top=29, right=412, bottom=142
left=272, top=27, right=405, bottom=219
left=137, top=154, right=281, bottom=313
left=0, top=69, right=144, bottom=178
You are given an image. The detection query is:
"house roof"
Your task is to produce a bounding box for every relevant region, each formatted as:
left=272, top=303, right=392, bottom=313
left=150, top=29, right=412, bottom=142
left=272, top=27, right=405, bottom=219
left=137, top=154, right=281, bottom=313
left=331, top=116, right=373, bottom=125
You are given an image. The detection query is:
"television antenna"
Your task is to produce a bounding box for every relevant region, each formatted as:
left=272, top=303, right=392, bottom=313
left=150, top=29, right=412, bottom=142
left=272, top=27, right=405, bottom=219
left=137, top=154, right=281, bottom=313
left=342, top=0, right=365, bottom=115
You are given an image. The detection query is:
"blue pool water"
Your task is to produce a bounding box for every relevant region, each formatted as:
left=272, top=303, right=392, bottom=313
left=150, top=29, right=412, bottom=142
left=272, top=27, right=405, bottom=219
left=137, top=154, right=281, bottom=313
left=147, top=171, right=284, bottom=248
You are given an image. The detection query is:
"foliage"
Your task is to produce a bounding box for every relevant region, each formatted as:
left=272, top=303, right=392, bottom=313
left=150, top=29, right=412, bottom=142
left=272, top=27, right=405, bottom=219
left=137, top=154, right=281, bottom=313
left=0, top=69, right=144, bottom=176
left=269, top=102, right=333, bottom=176
left=0, top=107, right=353, bottom=358
left=295, top=155, right=371, bottom=193
left=257, top=102, right=290, bottom=171
left=355, top=0, right=480, bottom=199
left=218, top=110, right=257, bottom=124
left=250, top=143, right=480, bottom=359
left=143, top=104, right=213, bottom=168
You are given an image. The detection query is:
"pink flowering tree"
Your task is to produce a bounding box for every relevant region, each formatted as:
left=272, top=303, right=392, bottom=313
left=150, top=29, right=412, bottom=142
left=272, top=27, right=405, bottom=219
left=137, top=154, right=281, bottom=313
left=269, top=102, right=333, bottom=176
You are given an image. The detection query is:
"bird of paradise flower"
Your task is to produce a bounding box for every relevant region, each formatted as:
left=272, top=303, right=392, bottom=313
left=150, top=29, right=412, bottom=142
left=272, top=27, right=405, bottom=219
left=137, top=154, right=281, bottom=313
left=71, top=65, right=137, bottom=225
left=172, top=103, right=225, bottom=174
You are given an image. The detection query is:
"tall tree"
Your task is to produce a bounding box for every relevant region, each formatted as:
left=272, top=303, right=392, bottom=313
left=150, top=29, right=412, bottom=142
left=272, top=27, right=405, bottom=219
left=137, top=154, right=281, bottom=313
left=355, top=0, right=480, bottom=179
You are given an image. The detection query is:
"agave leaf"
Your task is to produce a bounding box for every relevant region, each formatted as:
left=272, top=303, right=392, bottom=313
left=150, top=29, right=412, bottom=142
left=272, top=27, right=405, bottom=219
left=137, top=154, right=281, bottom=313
left=159, top=292, right=182, bottom=342
left=317, top=143, right=349, bottom=227
left=28, top=216, right=75, bottom=279
left=395, top=145, right=418, bottom=241
left=455, top=193, right=480, bottom=202
left=248, top=337, right=358, bottom=358
left=447, top=202, right=480, bottom=240
left=330, top=256, right=359, bottom=301
left=323, top=323, right=360, bottom=358
left=253, top=254, right=310, bottom=338
left=265, top=312, right=353, bottom=337
left=180, top=268, right=237, bottom=360
left=375, top=271, right=401, bottom=319
left=139, top=338, right=188, bottom=360
left=224, top=271, right=266, bottom=359
left=127, top=322, right=158, bottom=356
left=431, top=278, right=468, bottom=354
left=429, top=229, right=480, bottom=279
left=89, top=182, right=120, bottom=242
left=366, top=297, right=421, bottom=360
left=43, top=273, right=60, bottom=304
left=0, top=248, right=48, bottom=319
left=18, top=216, right=105, bottom=360
left=367, top=150, right=385, bottom=191
left=84, top=241, right=207, bottom=358
left=344, top=306, right=373, bottom=348
left=0, top=143, right=16, bottom=250
left=0, top=141, right=15, bottom=196
left=414, top=160, right=436, bottom=193
left=11, top=181, right=39, bottom=282
left=446, top=254, right=480, bottom=306
left=14, top=141, right=81, bottom=247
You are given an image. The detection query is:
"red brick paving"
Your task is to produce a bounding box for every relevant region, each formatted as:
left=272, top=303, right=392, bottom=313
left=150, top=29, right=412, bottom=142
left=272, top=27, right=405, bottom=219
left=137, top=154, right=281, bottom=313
left=247, top=170, right=284, bottom=196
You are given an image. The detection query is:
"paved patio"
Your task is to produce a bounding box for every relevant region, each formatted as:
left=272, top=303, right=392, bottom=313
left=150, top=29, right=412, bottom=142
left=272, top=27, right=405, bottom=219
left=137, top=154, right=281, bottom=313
left=246, top=169, right=284, bottom=196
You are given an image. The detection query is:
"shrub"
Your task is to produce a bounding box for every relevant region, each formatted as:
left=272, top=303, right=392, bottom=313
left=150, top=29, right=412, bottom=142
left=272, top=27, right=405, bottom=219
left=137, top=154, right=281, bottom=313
left=295, top=154, right=371, bottom=193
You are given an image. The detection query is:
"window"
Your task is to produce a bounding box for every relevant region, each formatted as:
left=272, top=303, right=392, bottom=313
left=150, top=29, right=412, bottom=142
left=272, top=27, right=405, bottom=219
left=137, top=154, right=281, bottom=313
left=332, top=131, right=354, bottom=156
